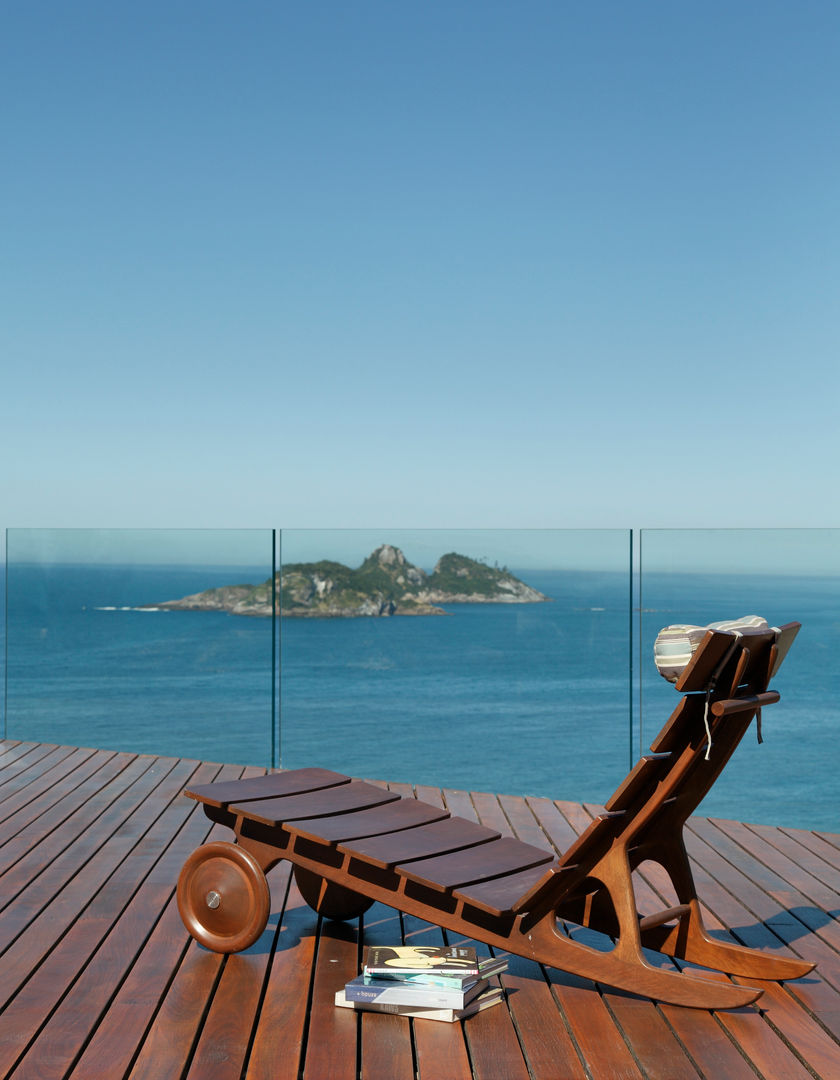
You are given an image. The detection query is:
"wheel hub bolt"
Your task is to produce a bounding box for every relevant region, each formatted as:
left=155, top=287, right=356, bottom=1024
left=206, top=890, right=221, bottom=909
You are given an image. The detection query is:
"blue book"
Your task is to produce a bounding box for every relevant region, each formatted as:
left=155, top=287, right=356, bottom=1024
left=343, top=974, right=489, bottom=1011
left=367, top=955, right=508, bottom=989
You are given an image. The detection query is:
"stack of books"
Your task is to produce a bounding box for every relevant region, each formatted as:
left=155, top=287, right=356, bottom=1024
left=334, top=945, right=508, bottom=1022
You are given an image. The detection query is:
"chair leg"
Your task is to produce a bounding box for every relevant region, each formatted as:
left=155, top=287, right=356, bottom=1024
left=595, top=846, right=647, bottom=964
left=524, top=902, right=763, bottom=1010
left=639, top=840, right=814, bottom=981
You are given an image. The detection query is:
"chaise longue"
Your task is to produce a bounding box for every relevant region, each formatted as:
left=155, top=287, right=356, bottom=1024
left=177, top=620, right=814, bottom=1009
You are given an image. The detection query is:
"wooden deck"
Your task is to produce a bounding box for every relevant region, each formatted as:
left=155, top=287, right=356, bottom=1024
left=0, top=740, right=838, bottom=1080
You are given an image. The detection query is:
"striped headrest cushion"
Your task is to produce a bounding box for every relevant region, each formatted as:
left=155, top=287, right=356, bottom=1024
left=653, top=615, right=768, bottom=683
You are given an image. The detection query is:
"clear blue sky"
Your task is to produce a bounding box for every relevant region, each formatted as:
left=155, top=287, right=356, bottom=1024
left=3, top=1, right=839, bottom=549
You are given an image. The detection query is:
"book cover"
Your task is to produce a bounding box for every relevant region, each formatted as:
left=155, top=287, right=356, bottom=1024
left=344, top=974, right=488, bottom=1010
left=334, top=987, right=505, bottom=1023
left=369, top=954, right=508, bottom=989
left=362, top=945, right=479, bottom=978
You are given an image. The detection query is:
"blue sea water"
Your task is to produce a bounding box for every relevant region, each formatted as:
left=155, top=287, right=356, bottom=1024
left=2, top=564, right=838, bottom=831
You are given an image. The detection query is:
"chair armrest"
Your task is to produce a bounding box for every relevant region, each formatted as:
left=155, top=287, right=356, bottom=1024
left=710, top=691, right=780, bottom=718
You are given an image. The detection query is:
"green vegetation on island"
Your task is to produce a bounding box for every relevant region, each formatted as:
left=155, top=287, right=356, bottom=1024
left=152, top=544, right=549, bottom=618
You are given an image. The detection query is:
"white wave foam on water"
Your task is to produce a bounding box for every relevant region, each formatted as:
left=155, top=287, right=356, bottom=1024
left=93, top=605, right=168, bottom=612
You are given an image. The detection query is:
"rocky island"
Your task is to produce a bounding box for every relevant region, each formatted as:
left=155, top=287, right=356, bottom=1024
left=151, top=544, right=549, bottom=618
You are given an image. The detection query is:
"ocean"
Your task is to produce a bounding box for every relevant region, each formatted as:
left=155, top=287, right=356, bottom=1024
left=2, top=564, right=837, bottom=832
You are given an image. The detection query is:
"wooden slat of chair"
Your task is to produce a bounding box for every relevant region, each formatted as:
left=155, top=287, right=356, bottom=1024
left=185, top=766, right=350, bottom=808
left=673, top=628, right=745, bottom=692
left=287, top=796, right=449, bottom=845
left=455, top=863, right=570, bottom=917
left=603, top=753, right=673, bottom=813
left=648, top=695, right=698, bottom=755
left=339, top=816, right=501, bottom=870
left=397, top=835, right=554, bottom=892
left=229, top=780, right=400, bottom=826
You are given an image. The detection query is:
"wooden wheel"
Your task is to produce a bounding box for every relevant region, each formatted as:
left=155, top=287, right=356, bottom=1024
left=177, top=841, right=270, bottom=952
left=293, top=865, right=374, bottom=920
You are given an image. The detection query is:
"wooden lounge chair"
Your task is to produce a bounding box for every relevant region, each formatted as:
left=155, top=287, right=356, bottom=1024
left=177, top=621, right=814, bottom=1009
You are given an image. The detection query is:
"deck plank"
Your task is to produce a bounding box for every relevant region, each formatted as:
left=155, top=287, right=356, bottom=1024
left=1, top=741, right=839, bottom=1079
left=0, top=742, right=64, bottom=790
left=659, top=1002, right=767, bottom=1080
left=535, top=801, right=667, bottom=1080
left=713, top=817, right=840, bottom=914
left=390, top=782, right=476, bottom=1080
left=0, top=744, right=86, bottom=806
left=0, top=751, right=137, bottom=874
left=242, top=866, right=318, bottom=1080
left=468, top=793, right=588, bottom=1080
left=125, top=765, right=268, bottom=1080
left=9, top=760, right=237, bottom=1080
left=0, top=755, right=181, bottom=993
left=357, top=902, right=416, bottom=1080
left=299, top=917, right=360, bottom=1080
left=0, top=747, right=114, bottom=837
left=440, top=789, right=534, bottom=1080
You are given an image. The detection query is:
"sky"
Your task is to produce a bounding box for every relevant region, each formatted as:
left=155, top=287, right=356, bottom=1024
left=3, top=1, right=839, bottom=558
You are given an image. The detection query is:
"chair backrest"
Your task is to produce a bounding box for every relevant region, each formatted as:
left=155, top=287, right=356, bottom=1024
left=515, top=622, right=799, bottom=917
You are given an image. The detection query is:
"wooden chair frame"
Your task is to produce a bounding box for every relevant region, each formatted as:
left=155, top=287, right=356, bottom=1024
left=177, top=622, right=814, bottom=1009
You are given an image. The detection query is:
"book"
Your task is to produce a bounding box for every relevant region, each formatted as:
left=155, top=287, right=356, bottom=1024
left=362, top=945, right=480, bottom=978
left=334, top=986, right=505, bottom=1023
left=367, top=954, right=508, bottom=989
left=343, top=974, right=488, bottom=1011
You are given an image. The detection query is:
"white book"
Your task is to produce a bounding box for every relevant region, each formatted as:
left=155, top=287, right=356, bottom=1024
left=334, top=987, right=505, bottom=1023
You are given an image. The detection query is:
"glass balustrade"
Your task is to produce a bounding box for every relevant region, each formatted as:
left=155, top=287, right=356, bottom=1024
left=639, top=529, right=840, bottom=830
left=3, top=527, right=836, bottom=829
left=278, top=529, right=632, bottom=801
left=4, top=528, right=277, bottom=766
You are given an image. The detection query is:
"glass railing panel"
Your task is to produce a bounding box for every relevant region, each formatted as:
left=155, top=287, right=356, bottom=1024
left=639, top=529, right=840, bottom=829
left=279, top=529, right=632, bottom=802
left=5, top=528, right=277, bottom=765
